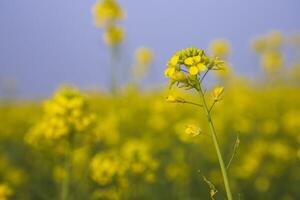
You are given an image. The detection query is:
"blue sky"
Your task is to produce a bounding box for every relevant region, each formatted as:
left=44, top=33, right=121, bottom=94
left=0, top=0, right=299, bottom=97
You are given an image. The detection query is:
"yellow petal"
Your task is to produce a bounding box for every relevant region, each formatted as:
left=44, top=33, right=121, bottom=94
left=197, top=63, right=207, bottom=71
left=164, top=68, right=175, bottom=77
left=170, top=55, right=179, bottom=66
left=172, top=72, right=186, bottom=81
left=189, top=66, right=199, bottom=75
left=166, top=96, right=185, bottom=103
left=184, top=57, right=194, bottom=66
left=166, top=95, right=176, bottom=103
left=213, top=86, right=224, bottom=100
left=193, top=55, right=201, bottom=63
left=185, top=125, right=201, bottom=137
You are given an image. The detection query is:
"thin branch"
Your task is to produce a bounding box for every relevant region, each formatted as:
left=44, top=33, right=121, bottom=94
left=198, top=85, right=233, bottom=200
left=203, top=175, right=218, bottom=200
left=184, top=101, right=203, bottom=107
left=181, top=69, right=189, bottom=73
left=226, top=134, right=240, bottom=170
left=208, top=100, right=217, bottom=113
left=200, top=69, right=210, bottom=84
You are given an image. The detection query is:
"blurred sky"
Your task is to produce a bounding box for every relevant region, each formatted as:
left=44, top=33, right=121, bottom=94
left=0, top=0, right=299, bottom=97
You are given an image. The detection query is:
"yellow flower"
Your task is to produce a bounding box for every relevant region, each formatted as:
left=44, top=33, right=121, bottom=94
left=164, top=47, right=224, bottom=90
left=168, top=55, right=179, bottom=66
left=0, top=184, right=13, bottom=200
left=261, top=51, right=283, bottom=71
left=189, top=66, right=199, bottom=75
left=209, top=39, right=231, bottom=57
left=164, top=68, right=175, bottom=77
left=184, top=56, right=203, bottom=67
left=184, top=57, right=195, bottom=66
left=90, top=152, right=119, bottom=185
left=25, top=86, right=95, bottom=143
left=213, top=86, right=224, bottom=101
left=185, top=124, right=201, bottom=137
left=171, top=72, right=186, bottom=81
left=197, top=63, right=207, bottom=71
left=92, top=0, right=124, bottom=27
left=135, top=47, right=153, bottom=65
left=166, top=96, right=185, bottom=103
left=103, top=25, right=125, bottom=46
left=132, top=47, right=153, bottom=78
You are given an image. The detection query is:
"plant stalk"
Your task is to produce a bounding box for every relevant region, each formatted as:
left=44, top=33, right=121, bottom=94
left=110, top=46, right=119, bottom=95
left=198, top=88, right=233, bottom=200
left=61, top=134, right=73, bottom=200
left=61, top=149, right=70, bottom=200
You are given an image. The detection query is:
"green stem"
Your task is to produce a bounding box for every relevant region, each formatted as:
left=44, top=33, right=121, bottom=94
left=61, top=135, right=73, bottom=200
left=61, top=151, right=70, bottom=200
left=184, top=101, right=203, bottom=107
left=110, top=46, right=119, bottom=95
left=198, top=87, right=233, bottom=200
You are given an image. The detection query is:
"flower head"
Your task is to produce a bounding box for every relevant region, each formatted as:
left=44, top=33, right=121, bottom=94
left=0, top=184, right=13, bottom=200
left=164, top=47, right=226, bottom=90
left=103, top=25, right=125, bottom=46
left=209, top=39, right=231, bottom=57
left=212, top=86, right=224, bottom=101
left=25, top=86, right=96, bottom=143
left=185, top=124, right=201, bottom=137
left=135, top=47, right=153, bottom=65
left=166, top=95, right=186, bottom=103
left=132, top=47, right=153, bottom=78
left=92, top=0, right=124, bottom=27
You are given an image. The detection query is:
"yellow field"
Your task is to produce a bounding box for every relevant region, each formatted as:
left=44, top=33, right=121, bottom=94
left=0, top=0, right=300, bottom=199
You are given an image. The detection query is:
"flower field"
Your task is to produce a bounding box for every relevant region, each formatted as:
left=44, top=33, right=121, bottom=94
left=0, top=0, right=300, bottom=199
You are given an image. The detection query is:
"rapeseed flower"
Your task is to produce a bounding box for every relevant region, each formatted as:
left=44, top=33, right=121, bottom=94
left=103, top=25, right=125, bottom=46
left=212, top=86, right=224, bottom=101
left=92, top=0, right=124, bottom=27
left=0, top=184, right=13, bottom=200
left=25, top=86, right=95, bottom=143
left=209, top=39, right=231, bottom=57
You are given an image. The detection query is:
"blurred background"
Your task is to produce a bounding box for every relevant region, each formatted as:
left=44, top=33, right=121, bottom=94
left=1, top=0, right=299, bottom=97
left=0, top=0, right=300, bottom=200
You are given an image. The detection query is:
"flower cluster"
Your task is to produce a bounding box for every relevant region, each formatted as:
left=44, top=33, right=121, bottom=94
left=92, top=0, right=124, bottom=27
left=92, top=0, right=125, bottom=46
left=164, top=47, right=224, bottom=90
left=132, top=47, right=154, bottom=79
left=209, top=39, right=231, bottom=57
left=0, top=184, right=13, bottom=200
left=90, top=151, right=120, bottom=185
left=2, top=77, right=300, bottom=199
left=253, top=32, right=284, bottom=72
left=90, top=140, right=158, bottom=187
left=135, top=47, right=153, bottom=66
left=103, top=25, right=124, bottom=46
left=25, top=87, right=95, bottom=143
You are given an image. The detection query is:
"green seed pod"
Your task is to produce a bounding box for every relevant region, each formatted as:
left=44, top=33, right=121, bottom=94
left=202, top=55, right=209, bottom=64
left=175, top=65, right=181, bottom=71
left=192, top=48, right=197, bottom=56
left=197, top=49, right=204, bottom=56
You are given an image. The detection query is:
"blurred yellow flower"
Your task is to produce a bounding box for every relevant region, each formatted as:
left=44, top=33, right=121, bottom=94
left=209, top=39, right=231, bottom=57
left=132, top=47, right=153, bottom=79
left=185, top=124, right=201, bottom=137
left=25, top=86, right=95, bottom=143
left=261, top=51, right=283, bottom=71
left=103, top=25, right=125, bottom=46
left=92, top=0, right=124, bottom=27
left=166, top=95, right=185, bottom=103
left=0, top=184, right=13, bottom=200
left=135, top=47, right=153, bottom=65
left=90, top=152, right=119, bottom=185
left=253, top=31, right=283, bottom=53
left=212, top=86, right=224, bottom=101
